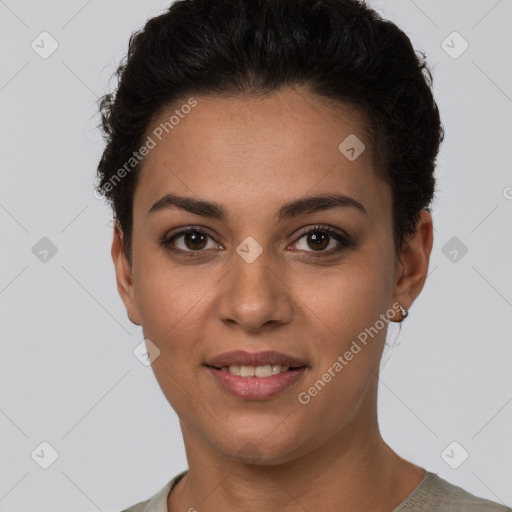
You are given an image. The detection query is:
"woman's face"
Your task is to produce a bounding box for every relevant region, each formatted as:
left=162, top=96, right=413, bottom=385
left=113, top=86, right=431, bottom=464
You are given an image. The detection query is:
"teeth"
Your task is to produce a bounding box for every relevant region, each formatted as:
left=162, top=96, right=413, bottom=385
left=255, top=365, right=272, bottom=377
left=229, top=365, right=241, bottom=375
left=240, top=365, right=255, bottom=377
left=273, top=364, right=288, bottom=374
left=221, top=364, right=291, bottom=377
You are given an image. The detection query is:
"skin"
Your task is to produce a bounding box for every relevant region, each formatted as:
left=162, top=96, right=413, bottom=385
left=112, top=86, right=433, bottom=512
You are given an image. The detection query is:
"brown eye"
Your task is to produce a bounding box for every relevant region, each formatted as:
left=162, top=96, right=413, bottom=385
left=306, top=231, right=329, bottom=251
left=162, top=228, right=219, bottom=255
left=182, top=231, right=208, bottom=250
left=291, top=225, right=354, bottom=255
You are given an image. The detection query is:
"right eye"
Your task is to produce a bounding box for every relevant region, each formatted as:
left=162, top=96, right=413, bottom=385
left=160, top=227, right=222, bottom=256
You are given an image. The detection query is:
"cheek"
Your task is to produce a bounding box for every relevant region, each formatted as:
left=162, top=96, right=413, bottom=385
left=134, top=241, right=201, bottom=314
left=296, top=268, right=388, bottom=365
left=288, top=255, right=392, bottom=342
left=291, top=265, right=392, bottom=433
left=136, top=272, right=206, bottom=348
left=133, top=260, right=214, bottom=416
left=288, top=251, right=394, bottom=398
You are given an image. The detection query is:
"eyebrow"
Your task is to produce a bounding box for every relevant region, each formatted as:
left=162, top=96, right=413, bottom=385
left=147, top=192, right=367, bottom=221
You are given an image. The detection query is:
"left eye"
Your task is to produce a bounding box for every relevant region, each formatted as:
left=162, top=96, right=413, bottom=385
left=291, top=227, right=351, bottom=253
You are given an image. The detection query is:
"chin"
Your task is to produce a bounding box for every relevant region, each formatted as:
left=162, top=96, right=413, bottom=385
left=214, top=429, right=309, bottom=466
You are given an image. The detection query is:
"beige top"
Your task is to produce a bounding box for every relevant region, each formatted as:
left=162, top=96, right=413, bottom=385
left=121, top=469, right=511, bottom=512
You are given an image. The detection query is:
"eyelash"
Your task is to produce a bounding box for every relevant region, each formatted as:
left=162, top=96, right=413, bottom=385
left=160, top=224, right=355, bottom=258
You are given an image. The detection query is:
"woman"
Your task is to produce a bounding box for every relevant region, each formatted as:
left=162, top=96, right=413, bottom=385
left=95, top=0, right=511, bottom=510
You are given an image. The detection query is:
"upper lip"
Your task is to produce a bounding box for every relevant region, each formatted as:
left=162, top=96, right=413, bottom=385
left=205, top=350, right=307, bottom=368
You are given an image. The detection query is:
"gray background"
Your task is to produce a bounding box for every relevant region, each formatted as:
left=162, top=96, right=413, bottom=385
left=0, top=0, right=511, bottom=511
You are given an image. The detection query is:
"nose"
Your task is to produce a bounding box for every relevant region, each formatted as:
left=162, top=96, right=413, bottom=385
left=215, top=250, right=294, bottom=333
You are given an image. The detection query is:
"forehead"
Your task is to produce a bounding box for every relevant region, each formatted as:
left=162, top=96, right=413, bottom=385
left=134, top=87, right=390, bottom=224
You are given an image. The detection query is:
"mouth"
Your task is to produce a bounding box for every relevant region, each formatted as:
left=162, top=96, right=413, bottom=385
left=204, top=350, right=308, bottom=400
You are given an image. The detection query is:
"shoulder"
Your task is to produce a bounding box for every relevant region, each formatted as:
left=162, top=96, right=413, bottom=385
left=396, top=472, right=511, bottom=512
left=120, top=470, right=188, bottom=512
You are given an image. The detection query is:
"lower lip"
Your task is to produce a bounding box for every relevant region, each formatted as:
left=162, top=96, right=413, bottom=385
left=205, top=366, right=307, bottom=400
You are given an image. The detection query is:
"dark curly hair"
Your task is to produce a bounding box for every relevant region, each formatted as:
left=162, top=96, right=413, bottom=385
left=96, top=0, right=444, bottom=263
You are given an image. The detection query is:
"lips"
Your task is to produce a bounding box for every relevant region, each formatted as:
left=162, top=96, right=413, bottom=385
left=205, top=350, right=308, bottom=369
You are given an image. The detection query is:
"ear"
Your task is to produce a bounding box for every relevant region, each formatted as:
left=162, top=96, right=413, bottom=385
left=391, top=209, right=434, bottom=320
left=111, top=222, right=141, bottom=325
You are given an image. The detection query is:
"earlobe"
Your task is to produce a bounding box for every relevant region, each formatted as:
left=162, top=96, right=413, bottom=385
left=391, top=209, right=434, bottom=318
left=111, top=223, right=141, bottom=325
